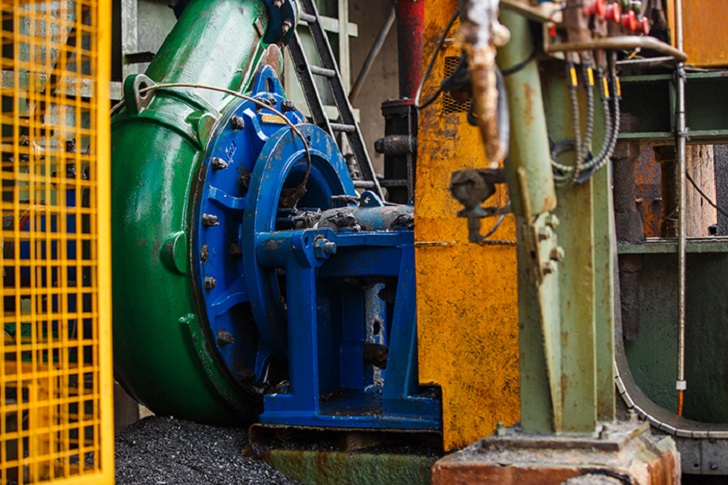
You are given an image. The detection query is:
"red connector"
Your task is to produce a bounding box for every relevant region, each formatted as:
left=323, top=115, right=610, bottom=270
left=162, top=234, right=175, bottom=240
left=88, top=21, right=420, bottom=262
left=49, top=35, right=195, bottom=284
left=621, top=10, right=638, bottom=31
left=583, top=0, right=606, bottom=17
left=605, top=2, right=621, bottom=23
left=640, top=16, right=650, bottom=35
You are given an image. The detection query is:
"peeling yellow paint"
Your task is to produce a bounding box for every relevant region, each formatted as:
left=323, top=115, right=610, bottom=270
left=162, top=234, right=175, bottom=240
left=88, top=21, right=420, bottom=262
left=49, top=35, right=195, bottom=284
left=416, top=0, right=520, bottom=451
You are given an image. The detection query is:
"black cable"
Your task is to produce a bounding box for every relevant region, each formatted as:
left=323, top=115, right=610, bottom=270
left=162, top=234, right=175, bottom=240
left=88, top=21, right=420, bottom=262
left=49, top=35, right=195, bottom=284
left=415, top=8, right=460, bottom=110
left=501, top=47, right=537, bottom=77
left=686, top=171, right=728, bottom=219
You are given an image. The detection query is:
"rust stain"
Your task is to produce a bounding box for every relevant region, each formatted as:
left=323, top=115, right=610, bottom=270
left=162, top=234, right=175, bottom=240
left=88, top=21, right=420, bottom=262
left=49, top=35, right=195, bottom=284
left=523, top=83, right=535, bottom=127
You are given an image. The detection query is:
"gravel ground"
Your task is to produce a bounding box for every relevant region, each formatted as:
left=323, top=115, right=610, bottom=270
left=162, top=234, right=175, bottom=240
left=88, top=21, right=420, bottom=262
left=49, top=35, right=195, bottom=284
left=115, top=416, right=301, bottom=485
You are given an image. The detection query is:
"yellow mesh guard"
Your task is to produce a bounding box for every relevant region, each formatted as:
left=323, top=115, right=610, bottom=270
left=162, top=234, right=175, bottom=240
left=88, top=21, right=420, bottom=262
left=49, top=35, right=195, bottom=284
left=0, top=0, right=113, bottom=483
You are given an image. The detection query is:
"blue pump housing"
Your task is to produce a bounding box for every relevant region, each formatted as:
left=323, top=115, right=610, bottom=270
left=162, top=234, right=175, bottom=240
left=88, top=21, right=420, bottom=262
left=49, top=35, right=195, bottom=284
left=191, top=66, right=440, bottom=429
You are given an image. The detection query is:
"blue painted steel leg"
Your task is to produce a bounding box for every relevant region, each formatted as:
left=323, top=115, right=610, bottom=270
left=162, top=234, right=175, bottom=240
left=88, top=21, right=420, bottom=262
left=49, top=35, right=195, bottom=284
left=382, top=244, right=439, bottom=418
left=258, top=229, right=440, bottom=429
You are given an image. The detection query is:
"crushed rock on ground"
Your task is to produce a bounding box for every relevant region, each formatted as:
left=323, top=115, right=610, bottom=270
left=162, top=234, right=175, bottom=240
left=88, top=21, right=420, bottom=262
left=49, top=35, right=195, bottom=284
left=115, top=416, right=301, bottom=485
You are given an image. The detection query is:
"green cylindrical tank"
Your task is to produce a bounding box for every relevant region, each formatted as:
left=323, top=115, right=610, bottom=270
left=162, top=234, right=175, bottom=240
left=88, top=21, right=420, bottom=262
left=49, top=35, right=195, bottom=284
left=111, top=0, right=270, bottom=423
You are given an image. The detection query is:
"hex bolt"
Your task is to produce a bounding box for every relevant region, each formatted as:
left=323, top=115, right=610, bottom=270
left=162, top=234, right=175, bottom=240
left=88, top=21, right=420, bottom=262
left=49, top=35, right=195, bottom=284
left=217, top=329, right=235, bottom=346
left=537, top=226, right=553, bottom=242
left=272, top=0, right=284, bottom=8
left=204, top=276, right=217, bottom=290
left=322, top=241, right=336, bottom=255
left=230, top=115, right=245, bottom=131
left=314, top=237, right=337, bottom=259
left=202, top=213, right=219, bottom=227
left=211, top=157, right=228, bottom=170
left=550, top=246, right=565, bottom=262
left=496, top=422, right=506, bottom=437
left=281, top=100, right=295, bottom=113
left=281, top=18, right=293, bottom=35
left=267, top=94, right=277, bottom=107
left=711, top=464, right=719, bottom=471
left=599, top=424, right=612, bottom=440
left=542, top=261, right=557, bottom=275
left=200, top=244, right=209, bottom=262
left=545, top=213, right=560, bottom=228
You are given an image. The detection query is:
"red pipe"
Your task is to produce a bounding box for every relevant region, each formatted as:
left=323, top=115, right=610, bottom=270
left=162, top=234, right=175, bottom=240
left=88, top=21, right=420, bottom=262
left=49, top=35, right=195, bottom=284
left=395, top=0, right=425, bottom=99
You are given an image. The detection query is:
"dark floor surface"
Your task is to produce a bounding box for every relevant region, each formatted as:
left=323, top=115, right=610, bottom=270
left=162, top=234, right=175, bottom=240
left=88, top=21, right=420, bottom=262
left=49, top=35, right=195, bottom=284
left=115, top=416, right=300, bottom=485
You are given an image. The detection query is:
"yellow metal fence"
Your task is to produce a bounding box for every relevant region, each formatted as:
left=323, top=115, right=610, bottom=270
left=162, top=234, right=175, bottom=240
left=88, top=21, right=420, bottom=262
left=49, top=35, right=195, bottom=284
left=0, top=0, right=112, bottom=483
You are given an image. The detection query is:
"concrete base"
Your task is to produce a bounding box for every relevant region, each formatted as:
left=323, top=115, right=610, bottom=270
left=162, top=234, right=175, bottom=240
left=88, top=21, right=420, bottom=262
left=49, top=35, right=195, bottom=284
left=432, top=422, right=680, bottom=485
left=248, top=424, right=441, bottom=485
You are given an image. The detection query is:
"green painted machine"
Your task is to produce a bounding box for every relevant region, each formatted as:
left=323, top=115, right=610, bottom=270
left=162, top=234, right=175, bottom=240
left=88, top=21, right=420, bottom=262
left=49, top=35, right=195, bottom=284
left=111, top=0, right=274, bottom=424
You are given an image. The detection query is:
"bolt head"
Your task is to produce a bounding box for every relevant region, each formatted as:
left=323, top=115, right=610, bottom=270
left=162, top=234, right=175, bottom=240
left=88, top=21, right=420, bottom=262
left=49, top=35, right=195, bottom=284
left=281, top=19, right=293, bottom=35
left=200, top=244, right=209, bottom=262
left=314, top=237, right=337, bottom=259
left=537, top=226, right=553, bottom=241
left=272, top=0, right=284, bottom=8
left=230, top=115, right=245, bottom=131
left=204, top=276, right=217, bottom=289
left=281, top=100, right=295, bottom=113
left=202, top=213, right=220, bottom=227
left=550, top=246, right=565, bottom=262
left=211, top=157, right=228, bottom=170
left=545, top=214, right=560, bottom=228
left=542, top=261, right=557, bottom=275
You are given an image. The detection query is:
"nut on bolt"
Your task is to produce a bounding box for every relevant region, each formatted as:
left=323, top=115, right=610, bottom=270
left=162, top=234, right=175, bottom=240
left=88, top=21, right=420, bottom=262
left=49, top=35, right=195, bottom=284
left=281, top=18, right=293, bottom=35
left=200, top=244, right=209, bottom=262
left=204, top=276, right=217, bottom=289
left=211, top=157, right=228, bottom=170
left=217, top=329, right=235, bottom=346
left=281, top=100, right=295, bottom=113
left=550, top=246, right=565, bottom=262
left=272, top=0, right=284, bottom=8
left=545, top=213, right=560, bottom=228
left=314, top=237, right=337, bottom=260
left=202, top=213, right=220, bottom=227
left=230, top=115, right=245, bottom=131
left=542, top=261, right=557, bottom=275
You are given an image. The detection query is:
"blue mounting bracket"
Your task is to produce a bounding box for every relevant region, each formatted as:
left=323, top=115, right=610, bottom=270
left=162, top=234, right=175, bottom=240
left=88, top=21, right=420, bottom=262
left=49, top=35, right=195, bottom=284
left=255, top=227, right=440, bottom=429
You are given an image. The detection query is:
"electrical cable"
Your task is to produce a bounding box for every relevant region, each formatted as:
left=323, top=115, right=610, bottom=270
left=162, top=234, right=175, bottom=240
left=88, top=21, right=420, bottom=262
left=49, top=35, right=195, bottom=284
left=686, top=170, right=728, bottom=219
left=501, top=47, right=537, bottom=77
left=414, top=7, right=460, bottom=110
left=568, top=62, right=583, bottom=186
left=111, top=82, right=312, bottom=207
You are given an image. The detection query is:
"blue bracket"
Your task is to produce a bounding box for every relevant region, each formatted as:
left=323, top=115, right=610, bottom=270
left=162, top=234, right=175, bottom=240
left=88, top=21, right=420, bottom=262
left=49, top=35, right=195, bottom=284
left=256, top=229, right=441, bottom=429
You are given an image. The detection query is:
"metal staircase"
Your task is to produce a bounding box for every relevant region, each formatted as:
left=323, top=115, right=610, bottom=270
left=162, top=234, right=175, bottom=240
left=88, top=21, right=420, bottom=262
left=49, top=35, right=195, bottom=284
left=288, top=0, right=383, bottom=197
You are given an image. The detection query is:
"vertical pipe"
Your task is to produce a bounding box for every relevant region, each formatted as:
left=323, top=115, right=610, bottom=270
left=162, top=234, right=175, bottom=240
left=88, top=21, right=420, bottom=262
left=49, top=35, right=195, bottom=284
left=395, top=0, right=425, bottom=99
left=496, top=10, right=556, bottom=217
left=675, top=0, right=687, bottom=411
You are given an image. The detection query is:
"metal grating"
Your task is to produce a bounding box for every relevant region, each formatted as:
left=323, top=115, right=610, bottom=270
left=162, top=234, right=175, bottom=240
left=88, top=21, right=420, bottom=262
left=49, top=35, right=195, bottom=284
left=442, top=56, right=471, bottom=115
left=0, top=0, right=113, bottom=483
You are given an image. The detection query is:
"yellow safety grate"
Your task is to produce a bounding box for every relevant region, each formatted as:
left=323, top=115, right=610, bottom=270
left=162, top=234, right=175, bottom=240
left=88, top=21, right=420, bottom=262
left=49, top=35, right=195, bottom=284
left=441, top=56, right=471, bottom=115
left=0, top=0, right=112, bottom=483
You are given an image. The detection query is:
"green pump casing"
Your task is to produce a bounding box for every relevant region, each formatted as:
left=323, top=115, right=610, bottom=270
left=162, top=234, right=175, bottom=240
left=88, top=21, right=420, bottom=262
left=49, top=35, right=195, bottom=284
left=111, top=0, right=270, bottom=423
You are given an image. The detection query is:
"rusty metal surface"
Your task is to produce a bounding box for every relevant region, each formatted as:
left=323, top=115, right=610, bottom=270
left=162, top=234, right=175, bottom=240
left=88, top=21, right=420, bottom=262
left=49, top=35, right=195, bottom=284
left=415, top=0, right=520, bottom=452
left=633, top=148, right=663, bottom=238
left=668, top=0, right=728, bottom=67
left=432, top=422, right=680, bottom=485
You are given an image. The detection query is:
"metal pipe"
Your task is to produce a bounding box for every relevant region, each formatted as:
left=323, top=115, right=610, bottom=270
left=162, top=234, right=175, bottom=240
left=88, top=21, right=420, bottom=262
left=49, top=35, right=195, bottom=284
left=394, top=0, right=426, bottom=99
left=675, top=0, right=687, bottom=413
left=617, top=56, right=678, bottom=68
left=545, top=36, right=687, bottom=62
left=349, top=7, right=395, bottom=103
